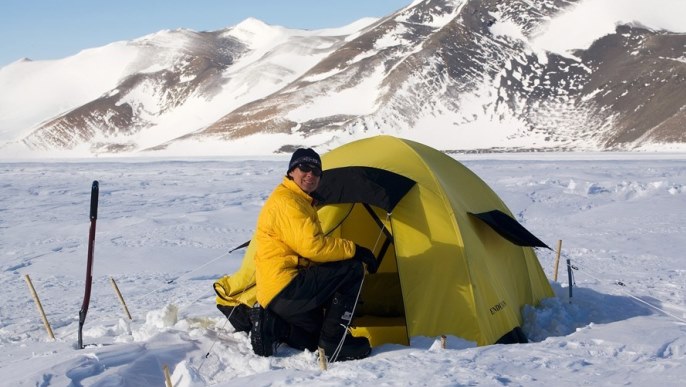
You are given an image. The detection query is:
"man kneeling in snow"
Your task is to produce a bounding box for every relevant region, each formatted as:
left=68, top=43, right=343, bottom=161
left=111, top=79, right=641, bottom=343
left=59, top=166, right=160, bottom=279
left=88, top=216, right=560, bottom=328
left=222, top=148, right=378, bottom=361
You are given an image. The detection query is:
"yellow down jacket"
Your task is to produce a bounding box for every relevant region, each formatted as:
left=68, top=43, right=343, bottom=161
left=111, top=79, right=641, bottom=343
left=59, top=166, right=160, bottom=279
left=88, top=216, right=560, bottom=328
left=254, top=177, right=356, bottom=307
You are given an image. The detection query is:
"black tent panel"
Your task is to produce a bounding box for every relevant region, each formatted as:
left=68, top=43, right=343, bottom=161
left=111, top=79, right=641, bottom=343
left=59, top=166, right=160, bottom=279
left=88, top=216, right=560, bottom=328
left=315, top=167, right=416, bottom=212
left=469, top=210, right=550, bottom=249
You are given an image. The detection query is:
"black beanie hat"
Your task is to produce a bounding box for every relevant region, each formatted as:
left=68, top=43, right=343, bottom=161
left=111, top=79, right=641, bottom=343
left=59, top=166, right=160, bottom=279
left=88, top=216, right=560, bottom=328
left=288, top=148, right=321, bottom=173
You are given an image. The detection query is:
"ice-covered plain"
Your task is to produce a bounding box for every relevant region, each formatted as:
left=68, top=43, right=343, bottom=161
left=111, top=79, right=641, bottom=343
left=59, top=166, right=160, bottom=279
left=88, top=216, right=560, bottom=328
left=1, top=153, right=685, bottom=386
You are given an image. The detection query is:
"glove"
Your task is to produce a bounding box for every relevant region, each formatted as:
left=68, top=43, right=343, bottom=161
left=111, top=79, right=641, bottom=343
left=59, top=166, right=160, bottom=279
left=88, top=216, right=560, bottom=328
left=353, top=244, right=379, bottom=274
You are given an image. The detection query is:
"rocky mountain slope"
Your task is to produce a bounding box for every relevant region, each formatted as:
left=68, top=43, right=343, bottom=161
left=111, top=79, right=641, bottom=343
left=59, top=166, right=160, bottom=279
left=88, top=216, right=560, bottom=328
left=1, top=0, right=684, bottom=156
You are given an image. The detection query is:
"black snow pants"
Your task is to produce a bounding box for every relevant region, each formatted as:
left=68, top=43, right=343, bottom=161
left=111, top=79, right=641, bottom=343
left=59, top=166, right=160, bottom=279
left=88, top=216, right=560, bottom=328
left=268, top=258, right=365, bottom=350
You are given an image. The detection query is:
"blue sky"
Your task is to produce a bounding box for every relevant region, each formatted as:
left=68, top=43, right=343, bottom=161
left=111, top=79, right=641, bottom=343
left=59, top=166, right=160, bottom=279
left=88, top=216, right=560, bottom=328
left=0, top=0, right=412, bottom=67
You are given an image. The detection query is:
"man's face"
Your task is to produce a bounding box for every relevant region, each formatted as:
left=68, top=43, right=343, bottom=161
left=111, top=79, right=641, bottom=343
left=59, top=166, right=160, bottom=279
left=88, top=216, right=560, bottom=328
left=288, top=163, right=322, bottom=194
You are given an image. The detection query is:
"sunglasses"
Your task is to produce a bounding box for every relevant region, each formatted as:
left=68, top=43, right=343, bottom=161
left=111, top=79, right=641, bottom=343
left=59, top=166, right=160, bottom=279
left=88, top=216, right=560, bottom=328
left=297, top=163, right=322, bottom=177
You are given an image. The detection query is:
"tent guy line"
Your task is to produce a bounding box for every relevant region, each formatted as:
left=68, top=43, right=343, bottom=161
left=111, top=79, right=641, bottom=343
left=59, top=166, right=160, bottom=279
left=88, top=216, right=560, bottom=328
left=571, top=260, right=686, bottom=324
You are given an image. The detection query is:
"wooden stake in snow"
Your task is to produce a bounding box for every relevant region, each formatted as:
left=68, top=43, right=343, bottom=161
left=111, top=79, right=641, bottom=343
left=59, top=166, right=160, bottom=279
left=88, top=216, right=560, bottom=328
left=24, top=274, right=55, bottom=340
left=163, top=364, right=173, bottom=387
left=109, top=277, right=132, bottom=320
left=318, top=347, right=328, bottom=371
left=553, top=240, right=563, bottom=282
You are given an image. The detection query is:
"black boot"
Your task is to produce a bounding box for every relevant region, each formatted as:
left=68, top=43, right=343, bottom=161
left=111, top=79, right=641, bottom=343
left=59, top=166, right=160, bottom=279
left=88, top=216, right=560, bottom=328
left=318, top=296, right=371, bottom=361
left=284, top=325, right=319, bottom=352
left=217, top=304, right=252, bottom=333
left=319, top=332, right=371, bottom=361
left=249, top=304, right=288, bottom=357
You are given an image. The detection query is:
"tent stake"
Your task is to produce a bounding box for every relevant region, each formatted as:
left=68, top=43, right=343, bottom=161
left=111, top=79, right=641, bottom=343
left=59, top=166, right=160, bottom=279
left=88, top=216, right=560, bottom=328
left=24, top=274, right=55, bottom=340
left=163, top=364, right=173, bottom=387
left=318, top=347, right=328, bottom=370
left=553, top=240, right=562, bottom=281
left=109, top=277, right=132, bottom=320
left=566, top=258, right=574, bottom=302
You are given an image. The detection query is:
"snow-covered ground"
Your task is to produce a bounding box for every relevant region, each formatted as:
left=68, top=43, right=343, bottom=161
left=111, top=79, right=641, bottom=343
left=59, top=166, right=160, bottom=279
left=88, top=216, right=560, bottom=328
left=1, top=153, right=685, bottom=386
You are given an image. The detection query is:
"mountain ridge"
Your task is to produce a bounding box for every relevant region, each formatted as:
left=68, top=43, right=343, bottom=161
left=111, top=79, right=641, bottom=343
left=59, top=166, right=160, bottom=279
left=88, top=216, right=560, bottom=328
left=1, top=0, right=684, bottom=157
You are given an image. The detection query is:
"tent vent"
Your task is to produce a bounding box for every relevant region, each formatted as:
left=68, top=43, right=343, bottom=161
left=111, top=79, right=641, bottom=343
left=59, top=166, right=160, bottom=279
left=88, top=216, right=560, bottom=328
left=469, top=210, right=549, bottom=249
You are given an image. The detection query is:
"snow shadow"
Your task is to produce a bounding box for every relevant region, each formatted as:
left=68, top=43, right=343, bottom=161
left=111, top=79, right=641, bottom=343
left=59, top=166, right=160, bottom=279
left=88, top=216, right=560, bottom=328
left=523, top=282, right=655, bottom=342
left=29, top=332, right=196, bottom=387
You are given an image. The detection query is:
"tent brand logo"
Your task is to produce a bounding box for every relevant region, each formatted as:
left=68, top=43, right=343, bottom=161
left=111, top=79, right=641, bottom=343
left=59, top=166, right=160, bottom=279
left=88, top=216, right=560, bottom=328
left=489, top=301, right=507, bottom=315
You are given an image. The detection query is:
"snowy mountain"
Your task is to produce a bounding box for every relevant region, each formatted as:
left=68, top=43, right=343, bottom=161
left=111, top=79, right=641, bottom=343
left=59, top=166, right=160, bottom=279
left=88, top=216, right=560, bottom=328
left=1, top=0, right=685, bottom=157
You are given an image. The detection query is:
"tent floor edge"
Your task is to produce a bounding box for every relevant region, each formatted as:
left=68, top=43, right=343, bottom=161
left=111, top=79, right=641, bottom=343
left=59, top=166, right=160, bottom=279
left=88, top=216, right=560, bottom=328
left=350, top=316, right=408, bottom=347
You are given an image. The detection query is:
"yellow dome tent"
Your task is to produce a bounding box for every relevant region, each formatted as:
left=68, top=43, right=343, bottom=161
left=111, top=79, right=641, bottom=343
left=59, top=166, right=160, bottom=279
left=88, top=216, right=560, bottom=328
left=215, top=135, right=554, bottom=346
